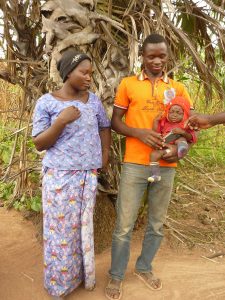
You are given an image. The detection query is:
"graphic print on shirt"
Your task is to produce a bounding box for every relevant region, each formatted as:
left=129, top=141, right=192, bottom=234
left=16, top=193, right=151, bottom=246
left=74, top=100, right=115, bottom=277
left=163, top=88, right=176, bottom=105
left=141, top=98, right=165, bottom=112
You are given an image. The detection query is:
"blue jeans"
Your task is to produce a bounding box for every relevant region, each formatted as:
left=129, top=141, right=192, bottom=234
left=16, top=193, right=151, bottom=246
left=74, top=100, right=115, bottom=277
left=109, top=163, right=175, bottom=280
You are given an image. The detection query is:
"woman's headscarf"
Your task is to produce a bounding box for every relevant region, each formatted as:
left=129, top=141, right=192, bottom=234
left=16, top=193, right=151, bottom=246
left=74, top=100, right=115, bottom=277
left=57, top=49, right=91, bottom=82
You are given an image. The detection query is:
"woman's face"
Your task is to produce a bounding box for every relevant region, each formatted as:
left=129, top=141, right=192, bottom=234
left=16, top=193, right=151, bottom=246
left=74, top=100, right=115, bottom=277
left=168, top=105, right=184, bottom=123
left=67, top=59, right=92, bottom=91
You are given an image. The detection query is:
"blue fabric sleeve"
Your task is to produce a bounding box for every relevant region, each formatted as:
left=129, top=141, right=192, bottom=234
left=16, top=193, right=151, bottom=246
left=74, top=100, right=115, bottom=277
left=32, top=97, right=51, bottom=137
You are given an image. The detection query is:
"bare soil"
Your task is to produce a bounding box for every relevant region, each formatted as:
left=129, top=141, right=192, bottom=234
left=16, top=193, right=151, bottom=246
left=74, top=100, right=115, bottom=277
left=1, top=207, right=225, bottom=300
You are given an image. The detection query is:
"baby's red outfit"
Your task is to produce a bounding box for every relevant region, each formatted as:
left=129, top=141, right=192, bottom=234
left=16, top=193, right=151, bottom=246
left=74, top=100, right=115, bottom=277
left=158, top=96, right=197, bottom=143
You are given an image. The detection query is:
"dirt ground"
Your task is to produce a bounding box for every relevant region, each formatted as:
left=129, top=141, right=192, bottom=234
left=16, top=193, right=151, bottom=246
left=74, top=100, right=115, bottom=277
left=1, top=207, right=225, bottom=300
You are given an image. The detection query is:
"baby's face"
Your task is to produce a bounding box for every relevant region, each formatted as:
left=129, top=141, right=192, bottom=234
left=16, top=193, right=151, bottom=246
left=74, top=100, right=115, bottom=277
left=168, top=105, right=184, bottom=123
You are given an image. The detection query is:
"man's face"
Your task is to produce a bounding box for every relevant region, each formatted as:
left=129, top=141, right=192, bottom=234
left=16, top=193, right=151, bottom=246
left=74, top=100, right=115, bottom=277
left=142, top=42, right=168, bottom=76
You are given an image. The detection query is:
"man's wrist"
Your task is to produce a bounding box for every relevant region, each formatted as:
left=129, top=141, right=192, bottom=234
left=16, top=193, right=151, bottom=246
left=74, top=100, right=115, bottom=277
left=132, top=128, right=141, bottom=138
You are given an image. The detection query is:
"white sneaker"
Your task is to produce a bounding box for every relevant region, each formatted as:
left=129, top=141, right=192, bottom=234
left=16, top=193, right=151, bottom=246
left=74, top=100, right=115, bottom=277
left=147, top=175, right=161, bottom=182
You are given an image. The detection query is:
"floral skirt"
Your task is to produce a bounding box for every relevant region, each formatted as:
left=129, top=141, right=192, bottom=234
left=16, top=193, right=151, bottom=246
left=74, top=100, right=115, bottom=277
left=42, top=168, right=97, bottom=296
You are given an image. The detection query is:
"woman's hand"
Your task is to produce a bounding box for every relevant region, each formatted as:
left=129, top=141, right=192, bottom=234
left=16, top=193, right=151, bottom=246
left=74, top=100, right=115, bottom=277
left=33, top=106, right=80, bottom=152
left=57, top=106, right=81, bottom=125
left=97, top=150, right=110, bottom=175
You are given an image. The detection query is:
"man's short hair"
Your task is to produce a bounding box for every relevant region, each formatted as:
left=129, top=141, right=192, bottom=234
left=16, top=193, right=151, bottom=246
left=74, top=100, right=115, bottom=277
left=142, top=33, right=168, bottom=52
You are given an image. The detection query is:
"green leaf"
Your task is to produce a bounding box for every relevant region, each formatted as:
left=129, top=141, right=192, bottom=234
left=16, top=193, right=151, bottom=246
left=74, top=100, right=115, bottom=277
left=31, top=197, right=42, bottom=212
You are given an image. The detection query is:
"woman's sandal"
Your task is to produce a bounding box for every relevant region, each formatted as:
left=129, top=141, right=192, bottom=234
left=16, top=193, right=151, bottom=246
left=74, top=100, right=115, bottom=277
left=105, top=278, right=123, bottom=300
left=134, top=271, right=162, bottom=291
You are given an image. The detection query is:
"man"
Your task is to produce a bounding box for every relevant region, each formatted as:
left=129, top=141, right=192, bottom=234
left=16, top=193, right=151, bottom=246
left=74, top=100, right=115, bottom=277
left=105, top=33, right=194, bottom=300
left=187, top=112, right=225, bottom=129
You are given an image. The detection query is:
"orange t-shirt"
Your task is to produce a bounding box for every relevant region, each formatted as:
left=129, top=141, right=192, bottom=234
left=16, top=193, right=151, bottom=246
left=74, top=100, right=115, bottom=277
left=114, top=73, right=193, bottom=167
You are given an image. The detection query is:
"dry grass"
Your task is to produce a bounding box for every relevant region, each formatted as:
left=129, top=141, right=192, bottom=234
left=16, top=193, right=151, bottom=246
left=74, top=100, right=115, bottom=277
left=167, top=162, right=225, bottom=249
left=0, top=78, right=22, bottom=124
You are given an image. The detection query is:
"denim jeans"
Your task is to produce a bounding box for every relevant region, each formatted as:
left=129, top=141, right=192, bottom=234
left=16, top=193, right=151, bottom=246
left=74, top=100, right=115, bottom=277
left=109, top=163, right=175, bottom=280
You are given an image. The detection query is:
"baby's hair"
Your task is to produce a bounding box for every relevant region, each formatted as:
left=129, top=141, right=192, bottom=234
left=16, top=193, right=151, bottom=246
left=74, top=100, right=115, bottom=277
left=142, top=33, right=168, bottom=52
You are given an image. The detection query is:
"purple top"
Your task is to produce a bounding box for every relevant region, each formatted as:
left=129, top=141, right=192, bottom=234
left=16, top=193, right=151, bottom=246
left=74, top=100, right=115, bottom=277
left=32, top=92, right=110, bottom=170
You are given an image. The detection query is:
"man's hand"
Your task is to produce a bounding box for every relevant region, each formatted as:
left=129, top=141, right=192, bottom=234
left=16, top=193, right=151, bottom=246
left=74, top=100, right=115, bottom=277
left=136, top=128, right=164, bottom=149
left=162, top=144, right=178, bottom=162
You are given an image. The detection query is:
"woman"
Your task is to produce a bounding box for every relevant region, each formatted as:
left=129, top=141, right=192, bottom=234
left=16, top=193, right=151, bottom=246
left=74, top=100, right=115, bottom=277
left=32, top=49, right=111, bottom=299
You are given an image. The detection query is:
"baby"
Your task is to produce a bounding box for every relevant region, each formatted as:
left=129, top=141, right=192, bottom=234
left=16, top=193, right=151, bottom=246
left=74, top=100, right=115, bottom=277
left=148, top=96, right=197, bottom=182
